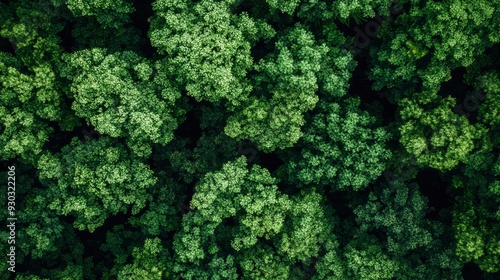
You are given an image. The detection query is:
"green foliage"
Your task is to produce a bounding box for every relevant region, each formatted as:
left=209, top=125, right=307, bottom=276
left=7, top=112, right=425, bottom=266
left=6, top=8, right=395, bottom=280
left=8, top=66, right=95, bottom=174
left=286, top=97, right=392, bottom=190
left=117, top=238, right=171, bottom=280
left=225, top=25, right=352, bottom=152
left=312, top=242, right=346, bottom=279
left=354, top=181, right=463, bottom=279
left=0, top=2, right=76, bottom=163
left=355, top=182, right=434, bottom=254
left=265, top=0, right=301, bottom=15
left=149, top=0, right=272, bottom=105
left=173, top=157, right=333, bottom=278
left=453, top=187, right=500, bottom=273
left=37, top=137, right=157, bottom=232
left=60, top=48, right=185, bottom=157
left=344, top=233, right=398, bottom=280
left=174, top=157, right=290, bottom=261
left=64, top=0, right=134, bottom=29
left=295, top=0, right=403, bottom=24
left=452, top=145, right=500, bottom=273
left=478, top=71, right=500, bottom=128
left=277, top=189, right=332, bottom=262
left=369, top=0, right=500, bottom=101
left=2, top=0, right=500, bottom=278
left=0, top=0, right=66, bottom=59
left=398, top=95, right=484, bottom=171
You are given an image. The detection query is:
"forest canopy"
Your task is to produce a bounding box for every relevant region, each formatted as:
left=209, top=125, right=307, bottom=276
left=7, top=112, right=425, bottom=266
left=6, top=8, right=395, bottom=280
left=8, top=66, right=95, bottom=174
left=1, top=0, right=500, bottom=279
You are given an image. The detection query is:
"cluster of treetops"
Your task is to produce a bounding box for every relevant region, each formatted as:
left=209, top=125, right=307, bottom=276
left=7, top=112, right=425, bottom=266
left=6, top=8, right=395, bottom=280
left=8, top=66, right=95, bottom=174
left=0, top=0, right=500, bottom=279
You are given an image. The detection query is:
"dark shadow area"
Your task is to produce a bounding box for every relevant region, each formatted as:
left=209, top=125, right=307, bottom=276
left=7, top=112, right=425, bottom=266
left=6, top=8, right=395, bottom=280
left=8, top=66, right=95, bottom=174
left=76, top=211, right=133, bottom=278
left=250, top=37, right=276, bottom=63
left=325, top=190, right=354, bottom=221
left=43, top=121, right=106, bottom=154
left=172, top=97, right=202, bottom=150
left=0, top=36, right=16, bottom=54
left=481, top=43, right=500, bottom=73
left=131, top=0, right=157, bottom=58
left=439, top=67, right=470, bottom=99
left=412, top=168, right=453, bottom=220
left=256, top=151, right=284, bottom=173
left=42, top=121, right=80, bottom=153
left=462, top=262, right=485, bottom=280
left=348, top=52, right=398, bottom=125
left=439, top=67, right=484, bottom=124
left=57, top=22, right=74, bottom=52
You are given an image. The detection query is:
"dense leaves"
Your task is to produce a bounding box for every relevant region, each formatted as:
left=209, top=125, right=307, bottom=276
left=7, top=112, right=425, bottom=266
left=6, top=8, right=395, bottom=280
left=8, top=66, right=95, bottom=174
left=60, top=48, right=185, bottom=157
left=1, top=0, right=500, bottom=279
left=286, top=97, right=392, bottom=190
left=149, top=0, right=271, bottom=105
left=37, top=137, right=157, bottom=232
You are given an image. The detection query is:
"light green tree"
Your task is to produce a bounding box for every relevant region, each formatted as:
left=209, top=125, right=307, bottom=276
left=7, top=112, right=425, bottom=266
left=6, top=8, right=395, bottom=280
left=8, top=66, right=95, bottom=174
left=173, top=157, right=334, bottom=279
left=398, top=95, right=485, bottom=171
left=60, top=48, right=186, bottom=158
left=37, top=137, right=157, bottom=232
left=149, top=0, right=274, bottom=105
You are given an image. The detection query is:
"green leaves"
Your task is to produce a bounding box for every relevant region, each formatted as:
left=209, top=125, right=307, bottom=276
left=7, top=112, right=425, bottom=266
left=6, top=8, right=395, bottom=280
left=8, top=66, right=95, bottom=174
left=369, top=0, right=499, bottom=100
left=344, top=233, right=398, bottom=280
left=175, top=157, right=290, bottom=259
left=398, top=95, right=483, bottom=171
left=286, top=97, right=392, bottom=190
left=277, top=189, right=332, bottom=262
left=478, top=71, right=500, bottom=128
left=452, top=150, right=500, bottom=273
left=37, top=137, right=157, bottom=232
left=225, top=25, right=332, bottom=152
left=61, top=48, right=184, bottom=157
left=2, top=0, right=500, bottom=278
left=173, top=157, right=334, bottom=278
left=117, top=238, right=171, bottom=280
left=0, top=52, right=63, bottom=164
left=453, top=187, right=500, bottom=273
left=354, top=181, right=434, bottom=255
left=150, top=0, right=266, bottom=105
left=64, top=0, right=135, bottom=29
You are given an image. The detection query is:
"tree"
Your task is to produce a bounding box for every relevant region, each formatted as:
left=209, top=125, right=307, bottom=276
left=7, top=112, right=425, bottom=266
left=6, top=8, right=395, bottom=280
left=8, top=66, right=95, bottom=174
left=452, top=144, right=500, bottom=272
left=60, top=48, right=186, bottom=158
left=225, top=24, right=353, bottom=152
left=344, top=232, right=399, bottom=280
left=477, top=71, right=500, bottom=136
left=149, top=0, right=274, bottom=105
left=285, top=97, right=392, bottom=191
left=397, top=95, right=485, bottom=171
left=37, top=137, right=157, bottom=232
left=117, top=238, right=171, bottom=280
left=0, top=162, right=94, bottom=280
left=354, top=181, right=463, bottom=279
left=368, top=0, right=500, bottom=103
left=0, top=1, right=77, bottom=164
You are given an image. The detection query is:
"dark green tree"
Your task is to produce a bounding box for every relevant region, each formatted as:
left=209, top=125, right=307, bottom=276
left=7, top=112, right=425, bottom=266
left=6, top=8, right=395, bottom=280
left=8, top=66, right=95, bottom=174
left=285, top=97, right=392, bottom=190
